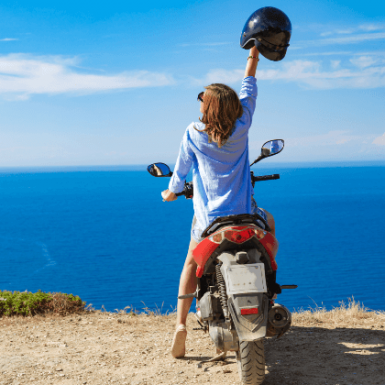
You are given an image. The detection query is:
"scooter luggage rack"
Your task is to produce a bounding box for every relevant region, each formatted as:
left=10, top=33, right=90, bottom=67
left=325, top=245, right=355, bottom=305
left=201, top=213, right=271, bottom=238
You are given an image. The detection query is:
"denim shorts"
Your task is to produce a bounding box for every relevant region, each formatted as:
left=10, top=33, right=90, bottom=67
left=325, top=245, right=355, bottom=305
left=251, top=196, right=268, bottom=223
left=191, top=216, right=203, bottom=243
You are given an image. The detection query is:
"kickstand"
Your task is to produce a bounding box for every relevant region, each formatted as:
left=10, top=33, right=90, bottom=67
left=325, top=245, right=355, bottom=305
left=197, top=351, right=227, bottom=367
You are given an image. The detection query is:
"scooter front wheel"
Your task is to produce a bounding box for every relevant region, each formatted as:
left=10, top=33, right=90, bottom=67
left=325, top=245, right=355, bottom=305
left=236, top=339, right=265, bottom=385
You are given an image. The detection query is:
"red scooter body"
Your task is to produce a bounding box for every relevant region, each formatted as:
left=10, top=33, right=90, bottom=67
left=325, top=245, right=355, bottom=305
left=193, top=224, right=278, bottom=278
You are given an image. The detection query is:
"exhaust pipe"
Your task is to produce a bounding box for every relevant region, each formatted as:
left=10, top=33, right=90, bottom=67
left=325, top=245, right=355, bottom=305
left=266, top=303, right=291, bottom=338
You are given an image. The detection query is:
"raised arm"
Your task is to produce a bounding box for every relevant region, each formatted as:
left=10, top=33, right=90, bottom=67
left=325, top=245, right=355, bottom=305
left=244, top=46, right=260, bottom=78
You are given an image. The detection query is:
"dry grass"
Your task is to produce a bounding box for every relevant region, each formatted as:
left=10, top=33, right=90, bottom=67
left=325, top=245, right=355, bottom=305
left=292, top=297, right=385, bottom=329
left=39, top=293, right=85, bottom=316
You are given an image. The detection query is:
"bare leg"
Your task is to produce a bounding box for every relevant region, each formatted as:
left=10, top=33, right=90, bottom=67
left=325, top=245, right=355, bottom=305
left=171, top=238, right=198, bottom=358
left=176, top=238, right=198, bottom=326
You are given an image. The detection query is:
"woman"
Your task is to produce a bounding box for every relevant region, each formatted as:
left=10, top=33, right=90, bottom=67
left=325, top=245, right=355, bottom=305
left=162, top=46, right=274, bottom=358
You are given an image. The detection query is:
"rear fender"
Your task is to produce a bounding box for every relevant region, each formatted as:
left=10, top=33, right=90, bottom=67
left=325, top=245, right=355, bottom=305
left=218, top=252, right=269, bottom=341
left=228, top=295, right=269, bottom=341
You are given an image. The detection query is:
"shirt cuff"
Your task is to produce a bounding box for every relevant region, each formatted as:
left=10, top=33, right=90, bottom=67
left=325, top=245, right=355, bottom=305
left=168, top=177, right=185, bottom=194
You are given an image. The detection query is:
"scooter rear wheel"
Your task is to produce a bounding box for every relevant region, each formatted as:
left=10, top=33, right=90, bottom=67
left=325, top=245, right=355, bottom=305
left=236, top=339, right=265, bottom=385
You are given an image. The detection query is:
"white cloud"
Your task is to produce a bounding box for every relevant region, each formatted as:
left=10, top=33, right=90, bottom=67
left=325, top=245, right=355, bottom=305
left=320, top=28, right=356, bottom=36
left=359, top=23, right=385, bottom=32
left=319, top=23, right=385, bottom=37
left=178, top=42, right=231, bottom=47
left=320, top=31, right=333, bottom=37
left=0, top=54, right=174, bottom=99
left=331, top=60, right=341, bottom=69
left=350, top=56, right=379, bottom=68
left=373, top=133, right=385, bottom=145
left=299, top=30, right=385, bottom=50
left=288, top=131, right=365, bottom=147
left=319, top=32, right=385, bottom=45
left=335, top=29, right=355, bottom=35
left=283, top=131, right=385, bottom=161
left=199, top=59, right=385, bottom=90
left=301, top=51, right=385, bottom=57
left=0, top=38, right=18, bottom=42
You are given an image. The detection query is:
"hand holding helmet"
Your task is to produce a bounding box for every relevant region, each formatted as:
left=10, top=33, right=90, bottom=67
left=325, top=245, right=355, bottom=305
left=244, top=45, right=260, bottom=78
left=240, top=7, right=292, bottom=62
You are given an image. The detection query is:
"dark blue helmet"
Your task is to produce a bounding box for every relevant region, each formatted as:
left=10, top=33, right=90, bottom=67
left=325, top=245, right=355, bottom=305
left=240, top=7, right=292, bottom=62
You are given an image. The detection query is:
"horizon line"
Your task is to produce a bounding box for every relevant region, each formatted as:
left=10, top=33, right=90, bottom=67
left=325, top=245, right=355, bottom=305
left=1, top=159, right=385, bottom=173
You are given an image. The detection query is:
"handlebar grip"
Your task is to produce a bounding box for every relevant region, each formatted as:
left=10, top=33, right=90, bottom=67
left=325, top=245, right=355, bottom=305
left=175, top=183, right=193, bottom=198
left=280, top=285, right=298, bottom=290
left=253, top=174, right=280, bottom=182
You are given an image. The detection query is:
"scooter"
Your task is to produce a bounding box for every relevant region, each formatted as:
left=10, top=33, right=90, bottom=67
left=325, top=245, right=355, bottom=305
left=147, top=139, right=297, bottom=385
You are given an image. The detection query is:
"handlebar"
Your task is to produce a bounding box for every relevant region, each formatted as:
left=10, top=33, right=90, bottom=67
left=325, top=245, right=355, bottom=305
left=175, top=182, right=194, bottom=199
left=175, top=175, right=280, bottom=199
left=252, top=174, right=280, bottom=182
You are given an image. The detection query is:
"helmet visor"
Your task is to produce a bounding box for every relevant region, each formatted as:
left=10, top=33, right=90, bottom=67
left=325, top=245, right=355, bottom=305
left=256, top=40, right=288, bottom=62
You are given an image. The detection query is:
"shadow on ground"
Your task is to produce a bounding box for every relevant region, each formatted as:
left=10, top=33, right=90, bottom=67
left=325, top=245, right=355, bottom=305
left=263, top=325, right=385, bottom=385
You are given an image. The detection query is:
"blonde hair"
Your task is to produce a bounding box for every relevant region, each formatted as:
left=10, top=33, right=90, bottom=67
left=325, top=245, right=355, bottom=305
left=197, top=83, right=243, bottom=147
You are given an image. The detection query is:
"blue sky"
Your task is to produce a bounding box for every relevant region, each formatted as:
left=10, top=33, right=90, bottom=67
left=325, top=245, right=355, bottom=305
left=0, top=0, right=384, bottom=166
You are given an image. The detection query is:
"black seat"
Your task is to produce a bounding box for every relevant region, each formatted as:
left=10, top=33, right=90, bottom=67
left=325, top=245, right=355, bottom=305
left=201, top=213, right=270, bottom=238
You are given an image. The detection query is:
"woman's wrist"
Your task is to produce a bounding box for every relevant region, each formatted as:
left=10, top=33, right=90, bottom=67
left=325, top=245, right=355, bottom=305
left=244, top=46, right=260, bottom=78
left=250, top=46, right=259, bottom=56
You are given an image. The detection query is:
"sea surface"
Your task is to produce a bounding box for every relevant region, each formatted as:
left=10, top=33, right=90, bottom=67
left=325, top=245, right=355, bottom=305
left=1, top=162, right=385, bottom=313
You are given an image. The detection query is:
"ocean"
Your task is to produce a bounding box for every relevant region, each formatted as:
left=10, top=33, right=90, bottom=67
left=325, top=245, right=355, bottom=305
left=1, top=162, right=384, bottom=313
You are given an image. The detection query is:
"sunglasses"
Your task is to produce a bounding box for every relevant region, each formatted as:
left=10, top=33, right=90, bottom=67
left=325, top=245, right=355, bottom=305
left=197, top=91, right=204, bottom=102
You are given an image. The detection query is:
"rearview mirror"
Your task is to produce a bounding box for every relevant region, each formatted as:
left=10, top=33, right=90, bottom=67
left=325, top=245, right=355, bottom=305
left=261, top=139, right=284, bottom=157
left=147, top=163, right=173, bottom=177
left=250, top=139, right=285, bottom=167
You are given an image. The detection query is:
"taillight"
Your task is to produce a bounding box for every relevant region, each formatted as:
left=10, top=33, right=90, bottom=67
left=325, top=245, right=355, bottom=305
left=208, top=232, right=223, bottom=244
left=241, top=308, right=259, bottom=315
left=254, top=228, right=266, bottom=240
left=208, top=226, right=266, bottom=245
left=224, top=228, right=255, bottom=244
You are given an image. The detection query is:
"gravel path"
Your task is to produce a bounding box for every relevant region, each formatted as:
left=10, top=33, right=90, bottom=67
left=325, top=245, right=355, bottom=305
left=1, top=311, right=384, bottom=385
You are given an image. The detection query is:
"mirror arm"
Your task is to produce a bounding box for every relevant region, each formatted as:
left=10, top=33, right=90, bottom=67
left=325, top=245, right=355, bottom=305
left=250, top=155, right=264, bottom=167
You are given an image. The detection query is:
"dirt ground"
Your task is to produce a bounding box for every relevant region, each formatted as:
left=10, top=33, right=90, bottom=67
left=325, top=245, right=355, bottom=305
left=1, top=310, right=385, bottom=385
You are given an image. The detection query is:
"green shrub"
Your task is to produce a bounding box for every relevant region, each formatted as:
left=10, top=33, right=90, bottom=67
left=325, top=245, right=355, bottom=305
left=0, top=290, right=85, bottom=317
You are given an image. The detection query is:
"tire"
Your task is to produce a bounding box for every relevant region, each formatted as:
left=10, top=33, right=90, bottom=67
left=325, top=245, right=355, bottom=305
left=236, top=339, right=265, bottom=385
